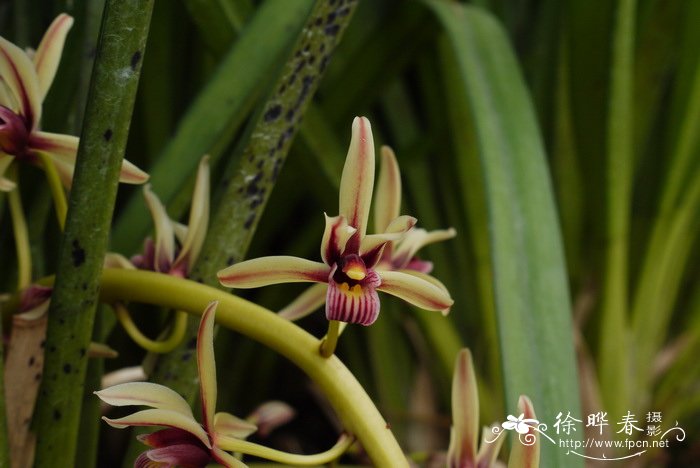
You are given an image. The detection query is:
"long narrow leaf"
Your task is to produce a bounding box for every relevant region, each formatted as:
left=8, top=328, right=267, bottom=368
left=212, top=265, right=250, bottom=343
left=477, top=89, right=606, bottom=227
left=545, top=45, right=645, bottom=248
left=426, top=2, right=581, bottom=466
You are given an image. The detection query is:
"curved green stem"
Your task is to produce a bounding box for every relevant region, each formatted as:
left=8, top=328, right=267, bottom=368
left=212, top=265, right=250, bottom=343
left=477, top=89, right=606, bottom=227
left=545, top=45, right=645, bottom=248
left=7, top=166, right=31, bottom=290
left=36, top=152, right=67, bottom=230
left=113, top=303, right=188, bottom=353
left=218, top=433, right=353, bottom=465
left=98, top=268, right=406, bottom=467
left=319, top=320, right=341, bottom=357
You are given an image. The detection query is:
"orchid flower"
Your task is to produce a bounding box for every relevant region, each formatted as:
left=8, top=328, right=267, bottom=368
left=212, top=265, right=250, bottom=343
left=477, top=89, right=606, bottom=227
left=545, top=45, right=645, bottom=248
left=447, top=349, right=505, bottom=468
left=127, top=155, right=210, bottom=277
left=278, top=145, right=456, bottom=321
left=96, top=302, right=254, bottom=468
left=0, top=14, right=148, bottom=192
left=218, top=117, right=453, bottom=326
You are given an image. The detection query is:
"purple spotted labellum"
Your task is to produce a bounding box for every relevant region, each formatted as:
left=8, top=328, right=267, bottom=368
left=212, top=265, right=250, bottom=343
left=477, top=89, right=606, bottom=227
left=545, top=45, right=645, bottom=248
left=218, top=117, right=453, bottom=326
left=0, top=14, right=148, bottom=191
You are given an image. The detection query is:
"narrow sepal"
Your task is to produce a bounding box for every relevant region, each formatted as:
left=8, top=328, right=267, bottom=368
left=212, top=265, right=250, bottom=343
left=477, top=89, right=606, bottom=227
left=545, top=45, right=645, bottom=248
left=392, top=227, right=456, bottom=269
left=33, top=14, right=73, bottom=100
left=447, top=349, right=479, bottom=467
left=395, top=269, right=450, bottom=293
left=507, top=396, right=540, bottom=468
left=0, top=34, right=41, bottom=125
left=102, top=409, right=211, bottom=449
left=172, top=155, right=210, bottom=274
left=95, top=382, right=194, bottom=418
left=326, top=267, right=381, bottom=326
left=377, top=270, right=453, bottom=313
left=213, top=411, right=257, bottom=440
left=374, top=146, right=402, bottom=233
left=278, top=283, right=327, bottom=321
left=143, top=184, right=175, bottom=273
left=218, top=256, right=330, bottom=288
left=321, top=213, right=356, bottom=265
left=339, top=116, right=375, bottom=237
left=198, top=301, right=218, bottom=432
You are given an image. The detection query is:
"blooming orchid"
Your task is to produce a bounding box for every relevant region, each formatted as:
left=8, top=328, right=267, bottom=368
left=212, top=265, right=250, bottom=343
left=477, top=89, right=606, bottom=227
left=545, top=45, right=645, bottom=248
left=96, top=302, right=255, bottom=468
left=127, top=155, right=210, bottom=277
left=0, top=14, right=148, bottom=191
left=278, top=145, right=456, bottom=321
left=218, top=117, right=453, bottom=326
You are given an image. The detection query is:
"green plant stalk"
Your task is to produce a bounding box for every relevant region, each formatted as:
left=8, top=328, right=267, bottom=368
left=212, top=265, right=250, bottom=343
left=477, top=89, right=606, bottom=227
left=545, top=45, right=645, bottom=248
left=427, top=3, right=582, bottom=465
left=111, top=0, right=316, bottom=254
left=599, top=0, right=636, bottom=419
left=95, top=268, right=407, bottom=467
left=33, top=1, right=155, bottom=465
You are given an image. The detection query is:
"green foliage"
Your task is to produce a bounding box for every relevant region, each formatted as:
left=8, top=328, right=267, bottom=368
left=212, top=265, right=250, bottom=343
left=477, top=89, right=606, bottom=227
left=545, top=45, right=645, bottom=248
left=0, top=0, right=698, bottom=466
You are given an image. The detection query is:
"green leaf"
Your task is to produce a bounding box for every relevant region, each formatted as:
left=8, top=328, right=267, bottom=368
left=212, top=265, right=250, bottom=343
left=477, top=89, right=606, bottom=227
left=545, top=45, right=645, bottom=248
left=111, top=0, right=315, bottom=254
left=425, top=2, right=581, bottom=465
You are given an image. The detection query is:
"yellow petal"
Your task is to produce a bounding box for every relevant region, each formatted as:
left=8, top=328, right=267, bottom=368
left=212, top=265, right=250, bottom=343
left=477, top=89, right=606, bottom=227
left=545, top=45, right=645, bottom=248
left=143, top=184, right=175, bottom=273
left=374, top=146, right=402, bottom=233
left=173, top=155, right=210, bottom=274
left=218, top=256, right=330, bottom=288
left=102, top=408, right=210, bottom=449
left=0, top=34, right=41, bottom=125
left=213, top=411, right=257, bottom=439
left=278, top=283, right=327, bottom=321
left=320, top=213, right=356, bottom=265
left=339, top=117, right=375, bottom=238
left=447, top=349, right=479, bottom=466
left=377, top=270, right=453, bottom=313
left=33, top=14, right=74, bottom=100
left=95, top=381, right=193, bottom=418
left=198, top=301, right=218, bottom=431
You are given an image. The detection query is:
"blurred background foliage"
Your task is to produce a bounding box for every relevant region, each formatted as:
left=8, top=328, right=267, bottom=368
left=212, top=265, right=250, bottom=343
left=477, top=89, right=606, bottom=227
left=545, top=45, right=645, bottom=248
left=1, top=0, right=699, bottom=466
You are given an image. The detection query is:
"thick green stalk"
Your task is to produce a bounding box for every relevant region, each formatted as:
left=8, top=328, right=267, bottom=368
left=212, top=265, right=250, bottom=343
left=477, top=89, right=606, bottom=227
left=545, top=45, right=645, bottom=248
left=426, top=3, right=582, bottom=465
left=598, top=0, right=636, bottom=419
left=33, top=1, right=154, bottom=466
left=97, top=268, right=408, bottom=467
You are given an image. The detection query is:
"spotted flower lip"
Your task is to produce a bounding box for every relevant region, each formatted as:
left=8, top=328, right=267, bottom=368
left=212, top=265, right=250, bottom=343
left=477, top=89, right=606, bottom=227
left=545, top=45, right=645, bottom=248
left=0, top=14, right=148, bottom=191
left=95, top=302, right=253, bottom=468
left=218, top=117, right=453, bottom=326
